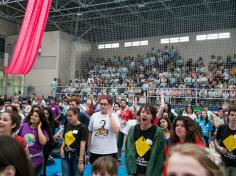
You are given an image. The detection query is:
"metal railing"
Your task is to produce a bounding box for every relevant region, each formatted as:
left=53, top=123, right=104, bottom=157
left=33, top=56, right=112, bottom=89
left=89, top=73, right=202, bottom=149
left=55, top=86, right=236, bottom=104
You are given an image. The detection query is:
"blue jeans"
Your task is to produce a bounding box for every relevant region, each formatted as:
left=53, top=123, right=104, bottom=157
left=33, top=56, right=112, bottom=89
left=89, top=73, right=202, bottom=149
left=61, top=157, right=82, bottom=176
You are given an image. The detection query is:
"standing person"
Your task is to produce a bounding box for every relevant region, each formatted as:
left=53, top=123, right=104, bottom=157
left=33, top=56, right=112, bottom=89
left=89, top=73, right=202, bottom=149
left=83, top=98, right=95, bottom=117
left=88, top=95, right=120, bottom=164
left=0, top=136, right=34, bottom=176
left=197, top=111, right=212, bottom=147
left=116, top=99, right=134, bottom=161
left=42, top=107, right=59, bottom=176
left=163, top=102, right=177, bottom=122
left=60, top=107, right=88, bottom=176
left=68, top=96, right=90, bottom=126
left=125, top=104, right=166, bottom=176
left=204, top=105, right=217, bottom=121
left=158, top=116, right=172, bottom=145
left=48, top=98, right=61, bottom=124
left=51, top=78, right=58, bottom=98
left=170, top=116, right=204, bottom=147
left=0, top=110, right=27, bottom=150
left=182, top=104, right=198, bottom=120
left=18, top=110, right=50, bottom=176
left=113, top=102, right=120, bottom=113
left=214, top=105, right=236, bottom=176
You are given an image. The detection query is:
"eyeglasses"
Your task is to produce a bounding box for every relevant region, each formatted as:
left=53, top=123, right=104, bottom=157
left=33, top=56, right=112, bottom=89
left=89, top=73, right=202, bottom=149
left=100, top=103, right=109, bottom=106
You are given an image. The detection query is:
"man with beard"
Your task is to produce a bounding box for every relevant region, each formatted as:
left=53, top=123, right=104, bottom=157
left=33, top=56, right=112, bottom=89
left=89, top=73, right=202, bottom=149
left=116, top=99, right=134, bottom=161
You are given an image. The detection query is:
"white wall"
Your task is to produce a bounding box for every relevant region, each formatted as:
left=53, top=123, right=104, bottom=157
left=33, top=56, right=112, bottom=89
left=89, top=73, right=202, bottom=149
left=93, top=28, right=236, bottom=63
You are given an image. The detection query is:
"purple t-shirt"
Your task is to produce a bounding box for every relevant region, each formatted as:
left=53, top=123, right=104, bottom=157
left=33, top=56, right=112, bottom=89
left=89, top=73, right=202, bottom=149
left=49, top=104, right=61, bottom=118
left=19, top=123, right=49, bottom=167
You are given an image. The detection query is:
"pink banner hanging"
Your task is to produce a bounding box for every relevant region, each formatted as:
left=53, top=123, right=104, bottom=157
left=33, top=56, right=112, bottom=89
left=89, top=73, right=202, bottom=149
left=4, top=0, right=52, bottom=75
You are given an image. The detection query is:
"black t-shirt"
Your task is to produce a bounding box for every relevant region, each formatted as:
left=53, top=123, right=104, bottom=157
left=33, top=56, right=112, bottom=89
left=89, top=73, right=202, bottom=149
left=215, top=124, right=236, bottom=166
left=133, top=124, right=156, bottom=174
left=63, top=123, right=88, bottom=158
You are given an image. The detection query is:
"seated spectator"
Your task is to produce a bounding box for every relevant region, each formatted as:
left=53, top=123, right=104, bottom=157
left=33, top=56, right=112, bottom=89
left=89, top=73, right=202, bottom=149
left=186, top=58, right=194, bottom=68
left=182, top=104, right=198, bottom=120
left=169, top=46, right=176, bottom=59
left=184, top=73, right=193, bottom=86
left=196, top=57, right=204, bottom=66
left=176, top=56, right=184, bottom=67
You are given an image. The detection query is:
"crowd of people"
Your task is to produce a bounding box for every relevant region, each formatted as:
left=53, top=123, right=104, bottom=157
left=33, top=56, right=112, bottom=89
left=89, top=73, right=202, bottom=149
left=59, top=46, right=236, bottom=102
left=0, top=93, right=235, bottom=176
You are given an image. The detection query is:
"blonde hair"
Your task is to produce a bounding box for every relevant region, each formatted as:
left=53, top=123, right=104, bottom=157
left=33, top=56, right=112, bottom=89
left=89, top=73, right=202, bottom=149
left=166, top=144, right=225, bottom=176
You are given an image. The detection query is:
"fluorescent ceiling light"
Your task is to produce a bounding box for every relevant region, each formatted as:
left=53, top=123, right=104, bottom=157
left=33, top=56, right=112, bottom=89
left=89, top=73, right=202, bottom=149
left=112, top=43, right=119, bottom=48
left=170, top=38, right=179, bottom=43
left=207, top=33, right=218, bottom=40
left=105, top=44, right=112, bottom=48
left=124, top=42, right=132, bottom=47
left=219, top=32, right=230, bottom=39
left=98, top=44, right=104, bottom=49
left=161, top=38, right=169, bottom=44
left=132, top=41, right=140, bottom=46
left=196, top=35, right=207, bottom=41
left=180, top=36, right=189, bottom=42
left=140, top=40, right=148, bottom=45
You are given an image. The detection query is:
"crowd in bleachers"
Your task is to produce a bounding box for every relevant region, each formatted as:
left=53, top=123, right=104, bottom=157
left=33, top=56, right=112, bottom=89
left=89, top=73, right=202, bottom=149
left=61, top=46, right=236, bottom=100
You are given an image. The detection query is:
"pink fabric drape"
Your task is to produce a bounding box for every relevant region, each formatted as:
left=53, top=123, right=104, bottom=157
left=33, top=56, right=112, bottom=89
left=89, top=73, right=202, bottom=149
left=4, top=0, right=51, bottom=75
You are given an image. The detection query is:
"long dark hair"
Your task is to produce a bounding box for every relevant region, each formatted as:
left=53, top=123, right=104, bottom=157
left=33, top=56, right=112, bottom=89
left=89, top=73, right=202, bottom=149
left=0, top=136, right=34, bottom=176
left=42, top=107, right=55, bottom=127
left=158, top=116, right=172, bottom=131
left=185, top=104, right=193, bottom=114
left=24, top=105, right=42, bottom=123
left=200, top=110, right=209, bottom=125
left=85, top=98, right=95, bottom=116
left=170, top=116, right=199, bottom=146
left=28, top=110, right=52, bottom=140
left=42, top=107, right=55, bottom=140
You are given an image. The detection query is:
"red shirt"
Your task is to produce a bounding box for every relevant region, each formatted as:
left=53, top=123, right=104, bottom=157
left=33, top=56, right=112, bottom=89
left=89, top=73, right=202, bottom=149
left=118, top=108, right=134, bottom=122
